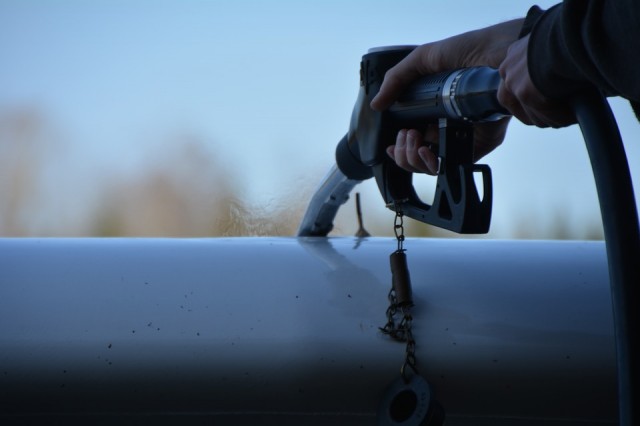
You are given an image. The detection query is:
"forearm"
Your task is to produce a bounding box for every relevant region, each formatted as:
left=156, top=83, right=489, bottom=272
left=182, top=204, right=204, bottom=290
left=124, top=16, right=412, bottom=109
left=526, top=0, right=640, bottom=103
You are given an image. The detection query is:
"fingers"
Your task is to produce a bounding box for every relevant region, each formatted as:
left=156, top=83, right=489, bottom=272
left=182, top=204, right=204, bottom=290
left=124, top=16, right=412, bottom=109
left=386, top=129, right=439, bottom=175
left=388, top=121, right=508, bottom=174
left=498, top=80, right=575, bottom=128
left=497, top=77, right=572, bottom=128
left=497, top=36, right=576, bottom=128
left=370, top=43, right=448, bottom=111
left=371, top=20, right=525, bottom=113
left=370, top=48, right=428, bottom=111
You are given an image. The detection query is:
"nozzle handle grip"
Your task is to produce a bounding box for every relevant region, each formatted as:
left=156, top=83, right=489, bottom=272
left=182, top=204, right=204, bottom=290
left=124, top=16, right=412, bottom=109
left=389, top=67, right=508, bottom=124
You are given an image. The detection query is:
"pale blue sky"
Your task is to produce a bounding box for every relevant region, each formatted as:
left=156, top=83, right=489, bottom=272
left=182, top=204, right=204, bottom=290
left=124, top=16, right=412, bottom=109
left=1, top=0, right=638, bottom=237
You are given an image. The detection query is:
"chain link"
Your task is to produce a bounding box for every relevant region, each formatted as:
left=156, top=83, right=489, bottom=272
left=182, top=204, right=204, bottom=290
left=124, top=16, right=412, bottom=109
left=380, top=204, right=419, bottom=382
left=393, top=205, right=405, bottom=253
left=400, top=306, right=418, bottom=381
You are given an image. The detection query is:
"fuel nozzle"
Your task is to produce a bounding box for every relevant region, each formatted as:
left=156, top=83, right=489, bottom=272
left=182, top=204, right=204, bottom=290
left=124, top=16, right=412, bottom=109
left=336, top=46, right=506, bottom=233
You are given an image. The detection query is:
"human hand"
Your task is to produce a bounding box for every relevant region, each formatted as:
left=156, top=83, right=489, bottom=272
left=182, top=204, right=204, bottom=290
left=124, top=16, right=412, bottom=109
left=497, top=35, right=576, bottom=128
left=387, top=120, right=509, bottom=175
left=370, top=19, right=524, bottom=112
left=370, top=20, right=522, bottom=174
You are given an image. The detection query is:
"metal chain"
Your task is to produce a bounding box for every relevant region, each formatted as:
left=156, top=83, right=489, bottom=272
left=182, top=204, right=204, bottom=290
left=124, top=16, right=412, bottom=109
left=400, top=305, right=418, bottom=381
left=393, top=206, right=405, bottom=252
left=380, top=204, right=419, bottom=382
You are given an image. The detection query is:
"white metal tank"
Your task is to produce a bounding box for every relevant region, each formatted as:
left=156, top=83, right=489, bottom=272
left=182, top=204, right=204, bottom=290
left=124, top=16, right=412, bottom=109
left=0, top=237, right=616, bottom=425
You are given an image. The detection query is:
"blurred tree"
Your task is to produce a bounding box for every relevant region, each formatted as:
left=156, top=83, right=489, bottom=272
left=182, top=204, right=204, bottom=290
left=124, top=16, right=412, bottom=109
left=0, top=110, right=604, bottom=239
left=0, top=108, right=46, bottom=236
left=90, top=136, right=304, bottom=237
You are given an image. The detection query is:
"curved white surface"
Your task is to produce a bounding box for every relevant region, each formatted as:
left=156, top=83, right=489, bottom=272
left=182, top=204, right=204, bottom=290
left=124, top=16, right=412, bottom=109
left=0, top=237, right=616, bottom=424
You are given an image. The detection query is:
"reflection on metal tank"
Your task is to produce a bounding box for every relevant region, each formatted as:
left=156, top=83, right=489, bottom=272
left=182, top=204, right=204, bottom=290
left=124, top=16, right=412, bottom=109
left=0, top=237, right=616, bottom=425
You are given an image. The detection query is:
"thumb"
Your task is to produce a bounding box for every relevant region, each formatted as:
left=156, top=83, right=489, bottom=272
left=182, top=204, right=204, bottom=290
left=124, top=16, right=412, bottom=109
left=370, top=46, right=436, bottom=111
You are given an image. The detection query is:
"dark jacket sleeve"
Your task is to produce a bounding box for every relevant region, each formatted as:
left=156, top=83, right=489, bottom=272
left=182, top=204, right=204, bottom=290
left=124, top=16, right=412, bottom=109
left=526, top=0, right=640, bottom=105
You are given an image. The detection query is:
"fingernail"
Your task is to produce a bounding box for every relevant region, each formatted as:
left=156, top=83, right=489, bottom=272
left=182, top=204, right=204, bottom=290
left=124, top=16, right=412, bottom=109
left=386, top=145, right=395, bottom=159
left=370, top=96, right=380, bottom=111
